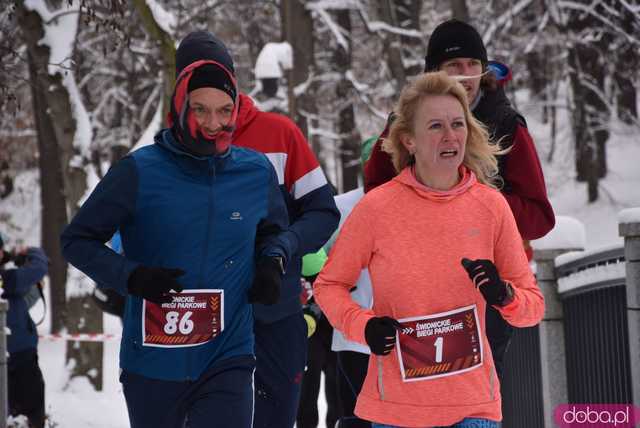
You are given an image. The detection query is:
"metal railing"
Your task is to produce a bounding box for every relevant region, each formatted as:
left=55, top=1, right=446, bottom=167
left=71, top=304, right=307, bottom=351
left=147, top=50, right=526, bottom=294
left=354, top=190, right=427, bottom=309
left=501, top=326, right=545, bottom=428
left=556, top=246, right=633, bottom=405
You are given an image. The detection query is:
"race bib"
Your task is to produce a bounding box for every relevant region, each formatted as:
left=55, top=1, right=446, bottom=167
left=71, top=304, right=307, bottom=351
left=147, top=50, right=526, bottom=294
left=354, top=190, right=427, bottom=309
left=142, top=289, right=224, bottom=348
left=396, top=304, right=482, bottom=382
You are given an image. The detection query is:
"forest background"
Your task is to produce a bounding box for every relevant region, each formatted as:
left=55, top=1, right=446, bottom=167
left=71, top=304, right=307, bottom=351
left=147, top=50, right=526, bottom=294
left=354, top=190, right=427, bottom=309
left=0, top=0, right=638, bottom=396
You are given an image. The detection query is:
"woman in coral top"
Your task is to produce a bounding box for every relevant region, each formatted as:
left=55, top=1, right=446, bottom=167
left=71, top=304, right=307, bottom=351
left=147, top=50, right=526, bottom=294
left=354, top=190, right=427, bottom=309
left=313, top=72, right=544, bottom=428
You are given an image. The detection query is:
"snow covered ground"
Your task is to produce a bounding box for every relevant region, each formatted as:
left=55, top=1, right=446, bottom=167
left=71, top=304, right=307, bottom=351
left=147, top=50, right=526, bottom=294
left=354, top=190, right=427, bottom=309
left=520, top=86, right=640, bottom=250
left=1, top=86, right=638, bottom=426
left=38, top=315, right=129, bottom=427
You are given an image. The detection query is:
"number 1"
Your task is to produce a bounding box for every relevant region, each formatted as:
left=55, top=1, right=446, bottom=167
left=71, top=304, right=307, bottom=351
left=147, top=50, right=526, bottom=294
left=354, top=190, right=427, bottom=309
left=434, top=337, right=444, bottom=363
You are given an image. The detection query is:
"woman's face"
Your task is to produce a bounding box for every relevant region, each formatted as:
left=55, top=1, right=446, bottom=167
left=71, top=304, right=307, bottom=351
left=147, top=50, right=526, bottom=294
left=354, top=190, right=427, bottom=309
left=404, top=94, right=468, bottom=188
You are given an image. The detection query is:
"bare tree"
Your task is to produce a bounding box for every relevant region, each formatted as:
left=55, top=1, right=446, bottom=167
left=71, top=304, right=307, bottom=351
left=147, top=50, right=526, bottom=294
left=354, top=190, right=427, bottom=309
left=334, top=9, right=361, bottom=192
left=132, top=0, right=175, bottom=118
left=16, top=0, right=76, bottom=335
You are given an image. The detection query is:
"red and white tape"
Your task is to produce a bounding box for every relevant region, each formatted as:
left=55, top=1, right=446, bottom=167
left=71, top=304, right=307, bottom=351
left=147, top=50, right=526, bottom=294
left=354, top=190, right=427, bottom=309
left=39, top=333, right=121, bottom=342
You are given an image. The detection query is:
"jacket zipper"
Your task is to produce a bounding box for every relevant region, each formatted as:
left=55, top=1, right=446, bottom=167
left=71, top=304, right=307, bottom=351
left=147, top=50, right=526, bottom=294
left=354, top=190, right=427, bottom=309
left=489, top=366, right=495, bottom=401
left=189, top=159, right=216, bottom=380
left=199, top=159, right=216, bottom=288
left=377, top=356, right=385, bottom=400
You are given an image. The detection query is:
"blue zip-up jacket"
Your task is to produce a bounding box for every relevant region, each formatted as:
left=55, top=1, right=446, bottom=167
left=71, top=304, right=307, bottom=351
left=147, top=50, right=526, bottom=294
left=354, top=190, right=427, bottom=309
left=61, top=129, right=291, bottom=381
left=0, top=247, right=48, bottom=354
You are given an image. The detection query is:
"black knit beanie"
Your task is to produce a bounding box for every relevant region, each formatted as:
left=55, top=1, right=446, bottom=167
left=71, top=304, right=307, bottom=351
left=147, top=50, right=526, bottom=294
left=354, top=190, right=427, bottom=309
left=176, top=31, right=236, bottom=100
left=176, top=31, right=235, bottom=76
left=424, top=19, right=488, bottom=72
left=187, top=63, right=236, bottom=101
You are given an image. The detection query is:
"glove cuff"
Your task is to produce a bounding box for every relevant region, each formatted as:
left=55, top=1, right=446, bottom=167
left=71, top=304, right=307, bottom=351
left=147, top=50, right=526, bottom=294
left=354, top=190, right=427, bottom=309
left=495, top=281, right=514, bottom=306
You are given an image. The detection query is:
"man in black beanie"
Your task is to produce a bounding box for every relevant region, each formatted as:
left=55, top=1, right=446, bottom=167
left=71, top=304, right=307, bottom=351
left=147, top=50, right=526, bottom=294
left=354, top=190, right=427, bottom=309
left=173, top=32, right=340, bottom=428
left=359, top=18, right=555, bottom=425
left=62, top=30, right=294, bottom=428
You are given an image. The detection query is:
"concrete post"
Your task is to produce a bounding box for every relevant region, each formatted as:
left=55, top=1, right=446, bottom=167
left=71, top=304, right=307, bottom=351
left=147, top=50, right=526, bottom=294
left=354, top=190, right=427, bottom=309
left=0, top=299, right=8, bottom=428
left=532, top=216, right=585, bottom=428
left=619, top=213, right=640, bottom=407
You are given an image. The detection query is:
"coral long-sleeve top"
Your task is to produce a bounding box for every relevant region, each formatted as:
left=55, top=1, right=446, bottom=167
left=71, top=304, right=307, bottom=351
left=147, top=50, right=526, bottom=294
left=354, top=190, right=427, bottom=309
left=314, top=167, right=544, bottom=427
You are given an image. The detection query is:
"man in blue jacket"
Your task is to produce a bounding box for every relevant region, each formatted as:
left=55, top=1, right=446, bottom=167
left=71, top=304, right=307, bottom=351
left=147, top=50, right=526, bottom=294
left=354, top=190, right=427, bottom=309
left=61, top=33, right=293, bottom=428
left=0, top=234, right=48, bottom=428
left=175, top=32, right=340, bottom=428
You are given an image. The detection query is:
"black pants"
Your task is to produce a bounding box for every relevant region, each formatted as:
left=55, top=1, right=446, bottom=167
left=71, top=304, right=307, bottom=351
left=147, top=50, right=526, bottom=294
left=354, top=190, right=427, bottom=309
left=121, top=355, right=255, bottom=428
left=485, top=305, right=514, bottom=385
left=254, top=313, right=308, bottom=428
left=336, top=351, right=370, bottom=428
left=297, top=315, right=341, bottom=428
left=8, top=349, right=45, bottom=428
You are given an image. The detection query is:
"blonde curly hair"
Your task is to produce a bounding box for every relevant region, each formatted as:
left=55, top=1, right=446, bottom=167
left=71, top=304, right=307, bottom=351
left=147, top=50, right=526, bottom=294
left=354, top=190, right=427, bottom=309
left=382, top=71, right=502, bottom=188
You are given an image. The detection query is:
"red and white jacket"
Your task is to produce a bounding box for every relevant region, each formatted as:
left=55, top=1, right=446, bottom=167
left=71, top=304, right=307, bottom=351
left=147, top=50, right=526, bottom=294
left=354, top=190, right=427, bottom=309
left=233, top=93, right=340, bottom=323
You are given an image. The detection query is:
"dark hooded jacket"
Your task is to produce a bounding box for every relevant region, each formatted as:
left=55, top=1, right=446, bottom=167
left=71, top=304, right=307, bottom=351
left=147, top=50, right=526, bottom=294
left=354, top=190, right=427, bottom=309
left=1, top=248, right=48, bottom=354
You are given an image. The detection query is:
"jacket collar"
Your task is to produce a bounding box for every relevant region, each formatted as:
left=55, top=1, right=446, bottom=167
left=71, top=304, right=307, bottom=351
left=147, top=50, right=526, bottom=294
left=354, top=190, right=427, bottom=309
left=154, top=129, right=232, bottom=176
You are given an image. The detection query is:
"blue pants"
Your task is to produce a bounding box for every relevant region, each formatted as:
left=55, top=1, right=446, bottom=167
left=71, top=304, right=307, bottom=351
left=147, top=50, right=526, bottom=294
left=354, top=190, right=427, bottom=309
left=121, top=355, right=255, bottom=428
left=372, top=418, right=498, bottom=428
left=253, top=312, right=308, bottom=428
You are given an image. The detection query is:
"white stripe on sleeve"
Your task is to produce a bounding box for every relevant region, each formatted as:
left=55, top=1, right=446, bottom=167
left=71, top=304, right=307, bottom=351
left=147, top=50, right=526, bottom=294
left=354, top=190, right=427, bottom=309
left=264, top=152, right=288, bottom=185
left=292, top=166, right=328, bottom=200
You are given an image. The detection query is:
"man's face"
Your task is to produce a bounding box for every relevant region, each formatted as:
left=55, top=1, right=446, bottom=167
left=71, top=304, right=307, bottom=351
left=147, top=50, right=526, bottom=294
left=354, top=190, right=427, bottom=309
left=188, top=87, right=234, bottom=139
left=439, top=57, right=483, bottom=104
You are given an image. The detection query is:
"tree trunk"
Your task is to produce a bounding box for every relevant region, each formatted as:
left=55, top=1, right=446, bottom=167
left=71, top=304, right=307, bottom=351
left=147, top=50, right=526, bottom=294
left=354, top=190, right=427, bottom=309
left=615, top=47, right=637, bottom=125
left=17, top=1, right=71, bottom=333
left=280, top=0, right=325, bottom=166
left=18, top=0, right=106, bottom=389
left=66, top=295, right=104, bottom=391
left=450, top=0, right=470, bottom=22
left=335, top=10, right=360, bottom=192
left=377, top=0, right=422, bottom=91
left=614, top=6, right=638, bottom=125
left=566, top=7, right=610, bottom=202
left=377, top=0, right=407, bottom=93
left=132, top=0, right=175, bottom=119
left=26, top=50, right=69, bottom=334
left=526, top=50, right=548, bottom=123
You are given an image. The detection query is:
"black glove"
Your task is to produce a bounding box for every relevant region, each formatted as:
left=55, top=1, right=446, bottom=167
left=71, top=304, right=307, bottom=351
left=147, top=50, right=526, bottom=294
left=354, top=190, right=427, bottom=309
left=364, top=316, right=401, bottom=356
left=13, top=251, right=27, bottom=267
left=127, top=265, right=185, bottom=304
left=0, top=250, right=13, bottom=266
left=248, top=257, right=282, bottom=305
left=461, top=258, right=514, bottom=307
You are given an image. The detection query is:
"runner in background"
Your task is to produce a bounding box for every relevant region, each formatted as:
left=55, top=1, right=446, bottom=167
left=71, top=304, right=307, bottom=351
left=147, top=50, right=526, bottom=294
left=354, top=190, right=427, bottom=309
left=0, top=232, right=48, bottom=428
left=313, top=72, right=544, bottom=428
left=297, top=248, right=341, bottom=428
left=328, top=138, right=374, bottom=428
left=236, top=39, right=340, bottom=428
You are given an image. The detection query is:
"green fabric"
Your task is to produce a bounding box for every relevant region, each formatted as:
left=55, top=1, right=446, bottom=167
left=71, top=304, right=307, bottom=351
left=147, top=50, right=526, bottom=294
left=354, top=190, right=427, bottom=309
left=361, top=137, right=376, bottom=165
left=301, top=248, right=328, bottom=277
